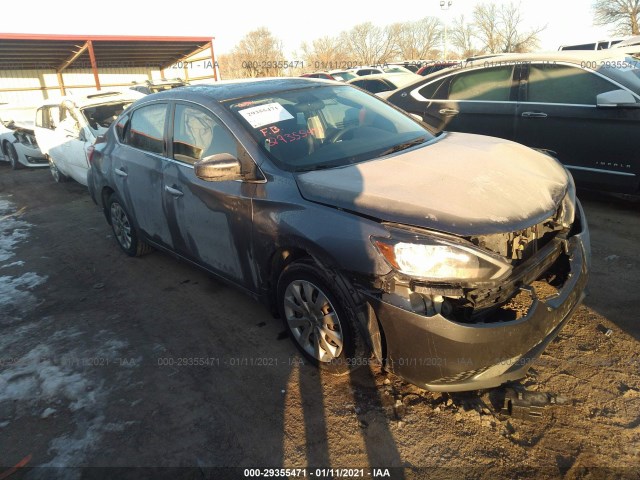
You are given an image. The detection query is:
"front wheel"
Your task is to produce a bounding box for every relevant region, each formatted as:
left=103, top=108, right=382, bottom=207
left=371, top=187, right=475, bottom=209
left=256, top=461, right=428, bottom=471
left=277, top=260, right=369, bottom=375
left=5, top=143, right=22, bottom=170
left=107, top=193, right=153, bottom=257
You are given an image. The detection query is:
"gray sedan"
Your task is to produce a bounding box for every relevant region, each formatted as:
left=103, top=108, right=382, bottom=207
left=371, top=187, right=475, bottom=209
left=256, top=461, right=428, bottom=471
left=88, top=79, right=589, bottom=392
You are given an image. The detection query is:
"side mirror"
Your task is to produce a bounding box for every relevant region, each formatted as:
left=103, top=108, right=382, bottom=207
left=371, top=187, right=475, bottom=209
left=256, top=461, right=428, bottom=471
left=596, top=89, right=638, bottom=107
left=194, top=153, right=243, bottom=182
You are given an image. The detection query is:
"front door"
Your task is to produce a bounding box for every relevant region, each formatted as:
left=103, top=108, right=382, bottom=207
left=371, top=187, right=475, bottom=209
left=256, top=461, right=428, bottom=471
left=163, top=102, right=256, bottom=289
left=515, top=62, right=640, bottom=192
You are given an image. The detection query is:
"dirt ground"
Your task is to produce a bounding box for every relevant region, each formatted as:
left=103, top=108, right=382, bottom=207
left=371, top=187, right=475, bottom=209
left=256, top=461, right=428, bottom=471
left=0, top=165, right=639, bottom=480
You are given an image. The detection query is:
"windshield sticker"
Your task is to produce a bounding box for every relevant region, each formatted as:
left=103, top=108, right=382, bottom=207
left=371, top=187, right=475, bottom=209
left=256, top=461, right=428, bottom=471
left=238, top=102, right=294, bottom=128
left=264, top=127, right=318, bottom=147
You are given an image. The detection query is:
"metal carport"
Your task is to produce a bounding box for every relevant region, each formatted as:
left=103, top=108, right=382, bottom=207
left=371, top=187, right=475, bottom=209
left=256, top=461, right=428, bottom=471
left=0, top=33, right=218, bottom=102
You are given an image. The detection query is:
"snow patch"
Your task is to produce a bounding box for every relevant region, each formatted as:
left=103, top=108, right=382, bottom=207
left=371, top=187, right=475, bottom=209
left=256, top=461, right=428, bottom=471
left=0, top=271, right=48, bottom=317
left=0, top=199, right=31, bottom=262
left=2, top=260, right=25, bottom=268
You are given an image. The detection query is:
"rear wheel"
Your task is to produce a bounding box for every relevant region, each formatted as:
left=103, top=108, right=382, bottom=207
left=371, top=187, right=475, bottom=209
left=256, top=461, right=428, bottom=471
left=49, top=157, right=67, bottom=183
left=277, top=260, right=369, bottom=375
left=107, top=193, right=153, bottom=257
left=5, top=143, right=22, bottom=170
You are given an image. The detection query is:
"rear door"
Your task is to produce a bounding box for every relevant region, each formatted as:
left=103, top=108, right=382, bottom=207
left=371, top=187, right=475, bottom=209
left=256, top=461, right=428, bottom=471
left=162, top=102, right=256, bottom=289
left=402, top=64, right=519, bottom=138
left=515, top=62, right=640, bottom=192
left=112, top=102, right=174, bottom=248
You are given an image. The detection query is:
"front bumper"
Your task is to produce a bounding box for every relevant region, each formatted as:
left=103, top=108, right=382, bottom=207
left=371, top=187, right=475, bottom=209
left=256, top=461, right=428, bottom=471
left=365, top=206, right=590, bottom=392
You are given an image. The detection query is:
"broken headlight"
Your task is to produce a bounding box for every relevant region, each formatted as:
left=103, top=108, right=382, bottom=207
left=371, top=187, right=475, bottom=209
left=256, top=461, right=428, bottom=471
left=558, top=172, right=576, bottom=229
left=373, top=228, right=512, bottom=284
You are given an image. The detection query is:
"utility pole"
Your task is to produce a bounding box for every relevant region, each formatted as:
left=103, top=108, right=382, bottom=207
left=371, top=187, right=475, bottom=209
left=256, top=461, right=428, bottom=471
left=440, top=0, right=453, bottom=60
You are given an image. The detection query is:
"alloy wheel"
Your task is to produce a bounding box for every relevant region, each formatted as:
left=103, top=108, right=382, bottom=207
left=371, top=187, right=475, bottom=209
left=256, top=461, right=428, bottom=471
left=110, top=202, right=132, bottom=251
left=283, top=279, right=344, bottom=362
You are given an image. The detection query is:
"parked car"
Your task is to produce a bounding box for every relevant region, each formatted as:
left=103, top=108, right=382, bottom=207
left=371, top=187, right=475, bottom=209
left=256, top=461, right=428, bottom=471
left=347, top=72, right=421, bottom=95
left=328, top=70, right=358, bottom=82
left=385, top=51, right=640, bottom=194
left=130, top=78, right=188, bottom=95
left=381, top=65, right=415, bottom=74
left=559, top=38, right=625, bottom=51
left=416, top=61, right=461, bottom=76
left=0, top=105, right=47, bottom=169
left=300, top=72, right=337, bottom=80
left=88, top=78, right=589, bottom=392
left=347, top=66, right=385, bottom=76
left=34, top=90, right=143, bottom=186
left=382, top=61, right=425, bottom=73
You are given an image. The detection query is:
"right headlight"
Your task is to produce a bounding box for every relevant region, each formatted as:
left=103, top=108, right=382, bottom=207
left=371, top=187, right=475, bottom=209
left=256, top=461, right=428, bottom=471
left=558, top=171, right=576, bottom=229
left=372, top=228, right=512, bottom=284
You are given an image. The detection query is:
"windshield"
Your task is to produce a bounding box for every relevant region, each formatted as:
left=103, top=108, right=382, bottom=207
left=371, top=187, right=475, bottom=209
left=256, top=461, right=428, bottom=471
left=225, top=85, right=432, bottom=171
left=597, top=56, right=640, bottom=94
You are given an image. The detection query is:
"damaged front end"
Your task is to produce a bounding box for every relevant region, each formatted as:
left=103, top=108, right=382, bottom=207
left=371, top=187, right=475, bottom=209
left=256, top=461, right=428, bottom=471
left=364, top=189, right=590, bottom=392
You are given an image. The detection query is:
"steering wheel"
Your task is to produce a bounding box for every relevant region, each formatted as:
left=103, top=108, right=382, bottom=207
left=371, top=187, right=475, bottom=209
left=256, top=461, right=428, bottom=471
left=329, top=125, right=359, bottom=143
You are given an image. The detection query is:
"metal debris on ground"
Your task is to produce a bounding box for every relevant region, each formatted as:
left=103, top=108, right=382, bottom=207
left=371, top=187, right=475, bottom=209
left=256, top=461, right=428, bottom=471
left=501, top=386, right=568, bottom=421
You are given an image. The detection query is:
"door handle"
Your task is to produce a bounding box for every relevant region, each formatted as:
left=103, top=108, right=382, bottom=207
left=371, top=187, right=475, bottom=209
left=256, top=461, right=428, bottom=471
left=164, top=185, right=184, bottom=197
left=114, top=168, right=127, bottom=177
left=439, top=108, right=459, bottom=116
left=521, top=111, right=548, bottom=118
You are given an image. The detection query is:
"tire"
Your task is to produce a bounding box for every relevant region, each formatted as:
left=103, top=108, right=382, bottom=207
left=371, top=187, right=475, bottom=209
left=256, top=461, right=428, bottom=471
left=49, top=157, right=67, bottom=183
left=5, top=143, right=22, bottom=170
left=277, top=260, right=369, bottom=375
left=107, top=193, right=153, bottom=257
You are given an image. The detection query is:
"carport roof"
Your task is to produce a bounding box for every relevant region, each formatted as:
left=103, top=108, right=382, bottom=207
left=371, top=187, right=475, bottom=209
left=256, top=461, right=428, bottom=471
left=0, top=33, right=215, bottom=71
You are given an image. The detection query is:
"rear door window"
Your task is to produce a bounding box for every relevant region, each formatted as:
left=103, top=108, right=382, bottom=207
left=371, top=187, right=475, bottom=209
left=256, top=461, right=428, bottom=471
left=124, top=103, right=168, bottom=155
left=526, top=64, right=617, bottom=105
left=449, top=66, right=514, bottom=101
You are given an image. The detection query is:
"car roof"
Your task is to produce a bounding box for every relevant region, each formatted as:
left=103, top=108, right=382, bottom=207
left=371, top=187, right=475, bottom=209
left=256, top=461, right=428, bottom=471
left=463, top=50, right=638, bottom=67
left=39, top=90, right=145, bottom=108
left=136, top=77, right=338, bottom=104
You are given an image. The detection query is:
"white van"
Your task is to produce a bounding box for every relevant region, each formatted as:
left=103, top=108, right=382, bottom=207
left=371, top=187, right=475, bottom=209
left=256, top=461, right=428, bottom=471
left=558, top=38, right=625, bottom=51
left=34, top=91, right=143, bottom=186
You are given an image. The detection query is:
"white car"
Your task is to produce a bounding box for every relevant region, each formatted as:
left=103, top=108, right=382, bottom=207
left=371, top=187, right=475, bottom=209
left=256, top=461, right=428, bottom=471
left=34, top=91, right=143, bottom=186
left=0, top=105, right=47, bottom=169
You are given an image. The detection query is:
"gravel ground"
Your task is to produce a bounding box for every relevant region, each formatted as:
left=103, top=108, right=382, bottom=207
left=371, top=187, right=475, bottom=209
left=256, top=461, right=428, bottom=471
left=0, top=165, right=638, bottom=479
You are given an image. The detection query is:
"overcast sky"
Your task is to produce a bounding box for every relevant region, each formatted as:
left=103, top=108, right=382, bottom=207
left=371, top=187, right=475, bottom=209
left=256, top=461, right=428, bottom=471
left=4, top=0, right=614, bottom=55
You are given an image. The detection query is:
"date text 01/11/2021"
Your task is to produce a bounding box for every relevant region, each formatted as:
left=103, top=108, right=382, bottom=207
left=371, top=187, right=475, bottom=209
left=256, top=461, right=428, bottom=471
left=156, top=357, right=306, bottom=367
left=243, top=468, right=392, bottom=477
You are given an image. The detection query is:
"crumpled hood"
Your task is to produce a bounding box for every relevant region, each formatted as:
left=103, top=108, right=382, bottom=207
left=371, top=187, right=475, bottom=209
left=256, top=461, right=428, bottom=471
left=295, top=132, right=569, bottom=235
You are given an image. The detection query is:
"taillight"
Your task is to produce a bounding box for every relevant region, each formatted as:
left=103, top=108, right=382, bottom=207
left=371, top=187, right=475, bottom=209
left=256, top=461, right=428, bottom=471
left=87, top=145, right=96, bottom=165
left=88, top=135, right=106, bottom=165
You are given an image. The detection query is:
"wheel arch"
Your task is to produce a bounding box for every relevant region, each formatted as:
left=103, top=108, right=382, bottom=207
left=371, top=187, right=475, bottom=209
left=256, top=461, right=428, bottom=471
left=101, top=186, right=116, bottom=224
left=267, top=243, right=386, bottom=363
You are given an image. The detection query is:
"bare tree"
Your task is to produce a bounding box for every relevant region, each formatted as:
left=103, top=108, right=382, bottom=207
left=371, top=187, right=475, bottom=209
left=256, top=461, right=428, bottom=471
left=390, top=17, right=443, bottom=60
left=473, top=3, right=502, bottom=53
left=300, top=36, right=349, bottom=72
left=449, top=15, right=480, bottom=58
left=230, top=27, right=285, bottom=78
left=473, top=2, right=545, bottom=53
left=593, top=0, right=640, bottom=35
left=498, top=2, right=545, bottom=52
left=340, top=22, right=397, bottom=66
